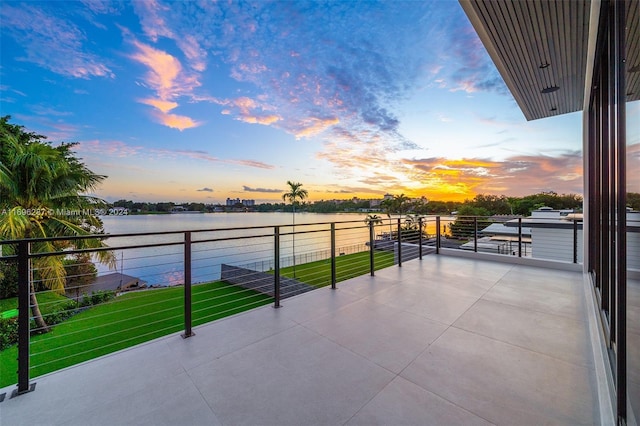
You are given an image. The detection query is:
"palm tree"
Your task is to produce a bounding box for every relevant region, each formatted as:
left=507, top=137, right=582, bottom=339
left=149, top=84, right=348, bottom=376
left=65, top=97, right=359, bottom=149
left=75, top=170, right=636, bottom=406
left=364, top=214, right=383, bottom=226
left=0, top=121, right=115, bottom=331
left=364, top=214, right=383, bottom=243
left=282, top=181, right=308, bottom=278
left=394, top=193, right=410, bottom=219
left=380, top=198, right=394, bottom=239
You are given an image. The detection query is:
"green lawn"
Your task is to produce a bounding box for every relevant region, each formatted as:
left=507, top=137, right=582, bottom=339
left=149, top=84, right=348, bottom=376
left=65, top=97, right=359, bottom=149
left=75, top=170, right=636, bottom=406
left=0, top=291, right=70, bottom=316
left=0, top=281, right=272, bottom=387
left=0, top=249, right=396, bottom=388
left=279, top=249, right=395, bottom=287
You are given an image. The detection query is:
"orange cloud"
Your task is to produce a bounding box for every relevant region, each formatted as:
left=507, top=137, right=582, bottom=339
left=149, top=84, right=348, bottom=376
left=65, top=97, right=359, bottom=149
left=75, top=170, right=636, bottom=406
left=238, top=115, right=281, bottom=125
left=139, top=98, right=178, bottom=113
left=294, top=117, right=340, bottom=138
left=152, top=111, right=201, bottom=131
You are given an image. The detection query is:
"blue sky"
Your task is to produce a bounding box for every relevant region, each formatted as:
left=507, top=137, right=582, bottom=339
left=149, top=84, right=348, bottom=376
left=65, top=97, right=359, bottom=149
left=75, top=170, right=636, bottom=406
left=1, top=0, right=637, bottom=203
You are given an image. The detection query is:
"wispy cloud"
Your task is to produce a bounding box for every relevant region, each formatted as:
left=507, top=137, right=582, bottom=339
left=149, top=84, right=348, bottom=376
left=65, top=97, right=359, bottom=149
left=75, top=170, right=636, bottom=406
left=74, top=140, right=274, bottom=170
left=119, top=1, right=511, bottom=169
left=217, top=96, right=282, bottom=127
left=132, top=0, right=207, bottom=72
left=197, top=187, right=213, bottom=192
left=13, top=113, right=80, bottom=141
left=0, top=3, right=113, bottom=79
left=243, top=186, right=282, bottom=193
left=76, top=140, right=143, bottom=157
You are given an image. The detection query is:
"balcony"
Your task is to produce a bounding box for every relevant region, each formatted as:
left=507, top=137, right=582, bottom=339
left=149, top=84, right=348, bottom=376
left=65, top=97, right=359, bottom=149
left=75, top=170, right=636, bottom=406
left=1, top=246, right=609, bottom=425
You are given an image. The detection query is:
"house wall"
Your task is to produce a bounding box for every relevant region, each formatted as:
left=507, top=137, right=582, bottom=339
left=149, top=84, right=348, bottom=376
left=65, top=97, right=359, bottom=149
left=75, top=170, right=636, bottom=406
left=531, top=227, right=639, bottom=270
left=531, top=228, right=584, bottom=264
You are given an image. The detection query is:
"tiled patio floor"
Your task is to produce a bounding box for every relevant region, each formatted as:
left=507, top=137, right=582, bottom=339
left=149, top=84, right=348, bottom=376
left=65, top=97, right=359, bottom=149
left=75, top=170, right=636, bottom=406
left=0, top=255, right=600, bottom=425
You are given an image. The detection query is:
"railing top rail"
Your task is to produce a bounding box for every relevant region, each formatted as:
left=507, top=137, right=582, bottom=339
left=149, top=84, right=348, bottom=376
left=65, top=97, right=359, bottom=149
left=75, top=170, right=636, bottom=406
left=0, top=216, right=438, bottom=246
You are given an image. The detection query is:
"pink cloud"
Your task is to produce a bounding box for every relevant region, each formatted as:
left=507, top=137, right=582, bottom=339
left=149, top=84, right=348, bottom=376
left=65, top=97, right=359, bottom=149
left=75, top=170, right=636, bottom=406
left=130, top=40, right=192, bottom=99
left=228, top=159, right=275, bottom=169
left=127, top=37, right=201, bottom=130
left=132, top=0, right=174, bottom=42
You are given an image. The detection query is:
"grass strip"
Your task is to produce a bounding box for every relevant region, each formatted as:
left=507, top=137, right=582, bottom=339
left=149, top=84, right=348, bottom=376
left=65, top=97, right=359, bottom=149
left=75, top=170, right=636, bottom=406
left=0, top=281, right=271, bottom=387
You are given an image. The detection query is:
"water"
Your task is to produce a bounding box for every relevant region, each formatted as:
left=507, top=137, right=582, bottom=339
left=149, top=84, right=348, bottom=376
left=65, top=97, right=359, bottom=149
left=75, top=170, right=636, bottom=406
left=98, top=213, right=368, bottom=286
left=97, top=212, right=448, bottom=286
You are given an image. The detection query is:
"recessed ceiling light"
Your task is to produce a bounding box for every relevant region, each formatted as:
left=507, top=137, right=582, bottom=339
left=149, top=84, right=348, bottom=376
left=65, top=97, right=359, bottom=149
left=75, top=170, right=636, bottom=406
left=541, top=86, right=560, bottom=94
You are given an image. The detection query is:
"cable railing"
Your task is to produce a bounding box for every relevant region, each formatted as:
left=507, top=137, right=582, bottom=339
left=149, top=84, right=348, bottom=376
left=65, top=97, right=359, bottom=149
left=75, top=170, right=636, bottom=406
left=0, top=214, right=589, bottom=394
left=0, top=217, right=429, bottom=393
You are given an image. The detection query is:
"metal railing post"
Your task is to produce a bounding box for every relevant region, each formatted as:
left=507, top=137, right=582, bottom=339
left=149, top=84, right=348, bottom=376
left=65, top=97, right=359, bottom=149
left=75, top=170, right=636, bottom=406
left=330, top=223, right=337, bottom=288
left=16, top=240, right=32, bottom=395
left=473, top=217, right=478, bottom=252
left=573, top=219, right=578, bottom=263
left=518, top=218, right=523, bottom=257
left=182, top=232, right=194, bottom=338
left=418, top=217, right=423, bottom=259
left=436, top=216, right=441, bottom=254
left=274, top=226, right=281, bottom=308
left=397, top=218, right=402, bottom=267
left=369, top=221, right=375, bottom=276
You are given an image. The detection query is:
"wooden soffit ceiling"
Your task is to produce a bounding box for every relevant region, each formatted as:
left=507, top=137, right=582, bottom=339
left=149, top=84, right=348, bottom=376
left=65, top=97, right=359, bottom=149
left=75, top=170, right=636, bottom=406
left=459, top=0, right=640, bottom=121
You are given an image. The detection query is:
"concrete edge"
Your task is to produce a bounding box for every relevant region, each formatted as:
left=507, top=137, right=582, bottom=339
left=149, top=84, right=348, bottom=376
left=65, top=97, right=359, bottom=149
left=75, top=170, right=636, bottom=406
left=438, top=248, right=583, bottom=272
left=582, top=272, right=616, bottom=426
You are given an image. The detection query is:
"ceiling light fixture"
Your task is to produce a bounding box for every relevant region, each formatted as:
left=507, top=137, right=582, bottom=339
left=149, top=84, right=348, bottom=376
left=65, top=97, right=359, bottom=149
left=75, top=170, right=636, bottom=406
left=539, top=62, right=550, bottom=69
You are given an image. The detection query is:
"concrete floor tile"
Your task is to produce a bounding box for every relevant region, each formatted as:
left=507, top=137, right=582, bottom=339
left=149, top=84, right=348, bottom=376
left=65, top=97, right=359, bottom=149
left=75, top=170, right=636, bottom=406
left=498, top=266, right=583, bottom=296
left=0, top=340, right=185, bottom=425
left=454, top=299, right=593, bottom=367
left=401, top=327, right=598, bottom=425
left=276, top=285, right=362, bottom=324
left=189, top=325, right=394, bottom=426
left=368, top=284, right=479, bottom=325
left=347, top=376, right=495, bottom=426
left=305, top=299, right=448, bottom=373
left=166, top=304, right=298, bottom=370
left=484, top=280, right=585, bottom=321
left=64, top=373, right=221, bottom=426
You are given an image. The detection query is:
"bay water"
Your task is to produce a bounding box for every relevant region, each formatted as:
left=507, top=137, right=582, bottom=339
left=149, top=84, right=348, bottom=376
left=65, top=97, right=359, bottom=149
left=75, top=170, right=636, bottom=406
left=98, top=212, right=448, bottom=286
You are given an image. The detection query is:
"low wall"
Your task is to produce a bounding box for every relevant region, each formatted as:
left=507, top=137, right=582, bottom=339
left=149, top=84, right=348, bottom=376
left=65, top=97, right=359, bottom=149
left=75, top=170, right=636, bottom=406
left=220, top=264, right=314, bottom=299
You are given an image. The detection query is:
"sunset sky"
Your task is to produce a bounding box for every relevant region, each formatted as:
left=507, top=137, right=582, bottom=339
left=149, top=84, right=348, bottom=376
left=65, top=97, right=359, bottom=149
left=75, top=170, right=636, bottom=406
left=1, top=1, right=638, bottom=203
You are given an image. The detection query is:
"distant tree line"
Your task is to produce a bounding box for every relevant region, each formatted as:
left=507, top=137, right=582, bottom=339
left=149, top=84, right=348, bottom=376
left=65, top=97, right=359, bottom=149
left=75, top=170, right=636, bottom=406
left=109, top=191, right=640, bottom=217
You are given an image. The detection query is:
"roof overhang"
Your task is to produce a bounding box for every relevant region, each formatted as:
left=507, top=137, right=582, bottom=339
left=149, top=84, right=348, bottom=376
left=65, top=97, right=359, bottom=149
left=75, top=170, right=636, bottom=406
left=459, top=0, right=639, bottom=121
